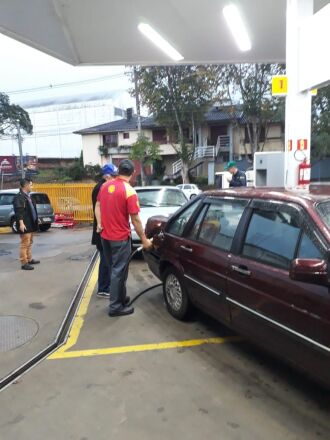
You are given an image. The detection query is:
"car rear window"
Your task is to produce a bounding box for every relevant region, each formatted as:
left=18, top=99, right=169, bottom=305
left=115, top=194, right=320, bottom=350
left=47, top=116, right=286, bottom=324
left=31, top=193, right=50, bottom=204
left=316, top=201, right=330, bottom=229
left=137, top=189, right=187, bottom=207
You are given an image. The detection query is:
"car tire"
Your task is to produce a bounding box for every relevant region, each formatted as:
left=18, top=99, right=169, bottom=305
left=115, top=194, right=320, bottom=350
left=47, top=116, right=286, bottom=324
left=163, top=267, right=191, bottom=320
left=39, top=224, right=51, bottom=232
left=190, top=194, right=196, bottom=199
left=10, top=217, right=18, bottom=233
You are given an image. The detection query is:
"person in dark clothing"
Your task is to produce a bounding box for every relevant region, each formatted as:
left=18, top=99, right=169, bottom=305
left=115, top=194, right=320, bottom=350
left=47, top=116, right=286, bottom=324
left=92, top=163, right=118, bottom=297
left=95, top=159, right=153, bottom=317
left=13, top=178, right=40, bottom=270
left=225, top=161, right=247, bottom=187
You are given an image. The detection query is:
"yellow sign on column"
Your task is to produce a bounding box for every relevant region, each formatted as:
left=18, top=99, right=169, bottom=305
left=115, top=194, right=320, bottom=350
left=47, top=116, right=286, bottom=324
left=272, top=76, right=288, bottom=96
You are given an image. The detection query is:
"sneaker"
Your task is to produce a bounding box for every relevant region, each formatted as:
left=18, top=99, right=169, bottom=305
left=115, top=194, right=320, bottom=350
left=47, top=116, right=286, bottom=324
left=97, top=291, right=110, bottom=298
left=21, top=264, right=34, bottom=270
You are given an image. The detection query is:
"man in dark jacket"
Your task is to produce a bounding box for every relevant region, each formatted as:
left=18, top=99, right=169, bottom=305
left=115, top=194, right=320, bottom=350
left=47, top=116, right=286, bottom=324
left=92, top=163, right=118, bottom=297
left=225, top=161, right=247, bottom=187
left=13, top=178, right=40, bottom=270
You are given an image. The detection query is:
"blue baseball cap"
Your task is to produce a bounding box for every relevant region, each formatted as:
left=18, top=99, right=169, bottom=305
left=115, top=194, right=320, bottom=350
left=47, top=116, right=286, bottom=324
left=102, top=163, right=118, bottom=176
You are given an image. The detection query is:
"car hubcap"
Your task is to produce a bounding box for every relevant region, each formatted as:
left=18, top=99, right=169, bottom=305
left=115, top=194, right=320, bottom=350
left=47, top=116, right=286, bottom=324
left=165, top=274, right=183, bottom=311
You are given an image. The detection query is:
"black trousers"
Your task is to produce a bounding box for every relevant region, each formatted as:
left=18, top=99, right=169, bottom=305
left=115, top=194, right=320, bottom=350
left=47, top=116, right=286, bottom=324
left=102, top=238, right=131, bottom=312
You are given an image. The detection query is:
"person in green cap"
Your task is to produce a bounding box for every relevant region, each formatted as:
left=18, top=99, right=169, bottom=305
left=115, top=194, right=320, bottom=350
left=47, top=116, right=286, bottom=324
left=224, top=161, right=247, bottom=187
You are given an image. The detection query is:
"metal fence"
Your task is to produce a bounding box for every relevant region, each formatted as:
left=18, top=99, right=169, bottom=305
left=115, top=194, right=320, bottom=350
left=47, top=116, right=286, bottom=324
left=33, top=183, right=94, bottom=222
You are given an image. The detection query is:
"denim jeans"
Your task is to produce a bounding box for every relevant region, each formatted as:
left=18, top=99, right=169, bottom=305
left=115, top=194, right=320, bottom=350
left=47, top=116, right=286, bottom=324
left=102, top=238, right=131, bottom=312
left=98, top=247, right=111, bottom=293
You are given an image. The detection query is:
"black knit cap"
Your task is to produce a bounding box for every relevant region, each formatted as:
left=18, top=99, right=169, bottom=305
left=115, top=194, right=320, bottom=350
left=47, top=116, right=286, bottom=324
left=118, top=159, right=135, bottom=176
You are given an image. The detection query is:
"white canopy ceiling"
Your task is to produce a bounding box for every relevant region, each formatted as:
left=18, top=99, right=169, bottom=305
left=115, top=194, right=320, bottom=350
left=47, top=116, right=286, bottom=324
left=0, top=0, right=328, bottom=66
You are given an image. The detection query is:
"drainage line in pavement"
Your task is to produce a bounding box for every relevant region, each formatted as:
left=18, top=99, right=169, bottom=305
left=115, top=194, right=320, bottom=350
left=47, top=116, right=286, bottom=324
left=0, top=250, right=98, bottom=392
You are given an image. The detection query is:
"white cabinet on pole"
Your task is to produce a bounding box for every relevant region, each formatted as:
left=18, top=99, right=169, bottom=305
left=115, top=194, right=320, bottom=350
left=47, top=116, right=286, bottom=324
left=254, top=151, right=285, bottom=187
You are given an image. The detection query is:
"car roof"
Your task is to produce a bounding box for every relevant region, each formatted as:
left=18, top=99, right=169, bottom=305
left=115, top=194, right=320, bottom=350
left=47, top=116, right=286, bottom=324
left=0, top=189, right=47, bottom=196
left=135, top=186, right=182, bottom=190
left=204, top=186, right=330, bottom=205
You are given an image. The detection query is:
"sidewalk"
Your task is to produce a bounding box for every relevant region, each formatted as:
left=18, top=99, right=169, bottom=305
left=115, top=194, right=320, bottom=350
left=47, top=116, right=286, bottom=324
left=0, top=227, right=94, bottom=381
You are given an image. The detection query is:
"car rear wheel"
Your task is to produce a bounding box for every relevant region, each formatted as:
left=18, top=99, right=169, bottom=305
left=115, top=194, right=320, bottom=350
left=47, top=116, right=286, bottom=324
left=39, top=224, right=51, bottom=232
left=163, top=268, right=191, bottom=320
left=190, top=194, right=197, bottom=199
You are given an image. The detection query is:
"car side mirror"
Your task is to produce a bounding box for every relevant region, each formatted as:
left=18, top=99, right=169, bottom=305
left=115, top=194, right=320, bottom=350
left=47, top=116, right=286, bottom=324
left=289, top=258, right=329, bottom=286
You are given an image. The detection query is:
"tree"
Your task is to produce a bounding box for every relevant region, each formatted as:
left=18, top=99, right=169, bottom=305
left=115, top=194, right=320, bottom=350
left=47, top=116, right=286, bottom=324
left=129, top=134, right=161, bottom=185
left=218, top=64, right=285, bottom=160
left=311, top=84, right=330, bottom=161
left=131, top=66, right=221, bottom=182
left=0, top=92, right=33, bottom=136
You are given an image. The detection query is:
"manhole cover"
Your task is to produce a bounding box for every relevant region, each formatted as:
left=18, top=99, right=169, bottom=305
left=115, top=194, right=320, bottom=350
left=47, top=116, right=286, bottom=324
left=0, top=250, right=11, bottom=256
left=0, top=316, right=39, bottom=352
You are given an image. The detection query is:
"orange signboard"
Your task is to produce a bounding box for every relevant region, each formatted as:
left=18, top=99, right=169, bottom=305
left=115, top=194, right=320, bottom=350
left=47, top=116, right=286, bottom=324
left=297, top=139, right=308, bottom=151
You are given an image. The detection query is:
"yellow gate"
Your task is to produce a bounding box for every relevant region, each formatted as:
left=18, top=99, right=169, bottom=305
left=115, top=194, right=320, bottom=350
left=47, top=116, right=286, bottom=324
left=33, top=183, right=94, bottom=222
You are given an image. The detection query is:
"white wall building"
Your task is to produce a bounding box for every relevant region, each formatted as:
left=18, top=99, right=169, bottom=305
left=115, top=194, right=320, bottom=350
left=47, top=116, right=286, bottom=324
left=0, top=91, right=132, bottom=159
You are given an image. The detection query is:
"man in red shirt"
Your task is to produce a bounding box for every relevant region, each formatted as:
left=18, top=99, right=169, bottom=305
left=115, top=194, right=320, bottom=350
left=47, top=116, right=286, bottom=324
left=95, top=159, right=152, bottom=316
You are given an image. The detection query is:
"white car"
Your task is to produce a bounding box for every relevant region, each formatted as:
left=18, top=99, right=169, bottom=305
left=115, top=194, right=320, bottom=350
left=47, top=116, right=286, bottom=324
left=176, top=184, right=202, bottom=199
left=131, top=186, right=188, bottom=248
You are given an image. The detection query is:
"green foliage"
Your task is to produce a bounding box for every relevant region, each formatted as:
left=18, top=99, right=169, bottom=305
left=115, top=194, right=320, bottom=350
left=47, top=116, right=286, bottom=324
left=153, top=159, right=166, bottom=181
left=98, top=145, right=109, bottom=156
left=85, top=164, right=102, bottom=181
left=218, top=64, right=285, bottom=156
left=311, top=84, right=330, bottom=161
left=130, top=134, right=161, bottom=164
left=0, top=92, right=33, bottom=136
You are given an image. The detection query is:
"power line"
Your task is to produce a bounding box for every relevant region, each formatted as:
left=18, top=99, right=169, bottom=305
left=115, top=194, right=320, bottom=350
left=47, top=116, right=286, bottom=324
left=6, top=73, right=128, bottom=95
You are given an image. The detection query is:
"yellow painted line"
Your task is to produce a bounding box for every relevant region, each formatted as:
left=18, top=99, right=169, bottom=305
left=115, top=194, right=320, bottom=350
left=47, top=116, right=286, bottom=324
left=48, top=336, right=242, bottom=360
left=0, top=227, right=12, bottom=234
left=48, top=258, right=98, bottom=358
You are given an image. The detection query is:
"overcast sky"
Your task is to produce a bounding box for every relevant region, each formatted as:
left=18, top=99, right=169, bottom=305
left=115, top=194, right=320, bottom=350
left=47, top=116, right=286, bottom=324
left=0, top=33, right=134, bottom=106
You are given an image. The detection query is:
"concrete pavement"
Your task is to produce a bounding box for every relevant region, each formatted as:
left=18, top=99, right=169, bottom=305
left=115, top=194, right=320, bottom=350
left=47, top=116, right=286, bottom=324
left=0, top=253, right=330, bottom=440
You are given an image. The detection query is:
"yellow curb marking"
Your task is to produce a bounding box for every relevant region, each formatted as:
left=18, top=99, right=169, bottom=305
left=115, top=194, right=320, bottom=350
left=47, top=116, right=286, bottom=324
left=48, top=256, right=241, bottom=361
left=0, top=227, right=12, bottom=234
left=48, top=336, right=242, bottom=360
left=48, top=258, right=98, bottom=358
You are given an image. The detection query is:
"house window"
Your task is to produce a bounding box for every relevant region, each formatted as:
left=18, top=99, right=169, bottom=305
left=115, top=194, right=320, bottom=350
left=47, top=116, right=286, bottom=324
left=152, top=129, right=167, bottom=143
left=104, top=134, right=118, bottom=147
left=123, top=132, right=130, bottom=139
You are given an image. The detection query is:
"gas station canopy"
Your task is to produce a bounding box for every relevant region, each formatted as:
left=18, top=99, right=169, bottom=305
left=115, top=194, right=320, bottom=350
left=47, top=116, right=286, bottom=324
left=0, top=0, right=328, bottom=66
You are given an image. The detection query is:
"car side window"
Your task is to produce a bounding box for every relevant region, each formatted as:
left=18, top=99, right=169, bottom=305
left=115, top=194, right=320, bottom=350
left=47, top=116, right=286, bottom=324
left=0, top=194, right=15, bottom=205
left=167, top=201, right=201, bottom=236
left=196, top=200, right=248, bottom=251
left=187, top=204, right=209, bottom=239
left=297, top=232, right=324, bottom=260
left=242, top=207, right=301, bottom=269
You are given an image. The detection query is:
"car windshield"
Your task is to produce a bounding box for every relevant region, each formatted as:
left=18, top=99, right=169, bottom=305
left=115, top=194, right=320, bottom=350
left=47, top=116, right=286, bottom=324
left=136, top=189, right=187, bottom=207
left=316, top=200, right=330, bottom=229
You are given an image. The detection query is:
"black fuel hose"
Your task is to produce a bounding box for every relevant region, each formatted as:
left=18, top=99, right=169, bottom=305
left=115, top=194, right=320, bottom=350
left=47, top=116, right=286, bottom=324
left=126, top=241, right=163, bottom=307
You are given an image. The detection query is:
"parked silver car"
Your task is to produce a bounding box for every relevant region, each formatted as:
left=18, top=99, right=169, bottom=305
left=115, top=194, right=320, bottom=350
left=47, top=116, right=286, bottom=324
left=0, top=189, right=55, bottom=232
left=130, top=186, right=188, bottom=248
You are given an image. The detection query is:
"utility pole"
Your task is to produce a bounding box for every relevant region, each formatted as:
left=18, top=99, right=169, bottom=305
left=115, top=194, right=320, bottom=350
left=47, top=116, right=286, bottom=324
left=16, top=122, right=25, bottom=179
left=133, top=66, right=145, bottom=186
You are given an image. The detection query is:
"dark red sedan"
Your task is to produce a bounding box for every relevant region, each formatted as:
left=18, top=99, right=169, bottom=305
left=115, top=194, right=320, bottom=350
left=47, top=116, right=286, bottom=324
left=144, top=187, right=330, bottom=386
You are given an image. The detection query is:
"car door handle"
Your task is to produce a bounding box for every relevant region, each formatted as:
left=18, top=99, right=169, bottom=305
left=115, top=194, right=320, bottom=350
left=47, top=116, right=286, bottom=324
left=180, top=245, right=193, bottom=253
left=231, top=265, right=251, bottom=276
